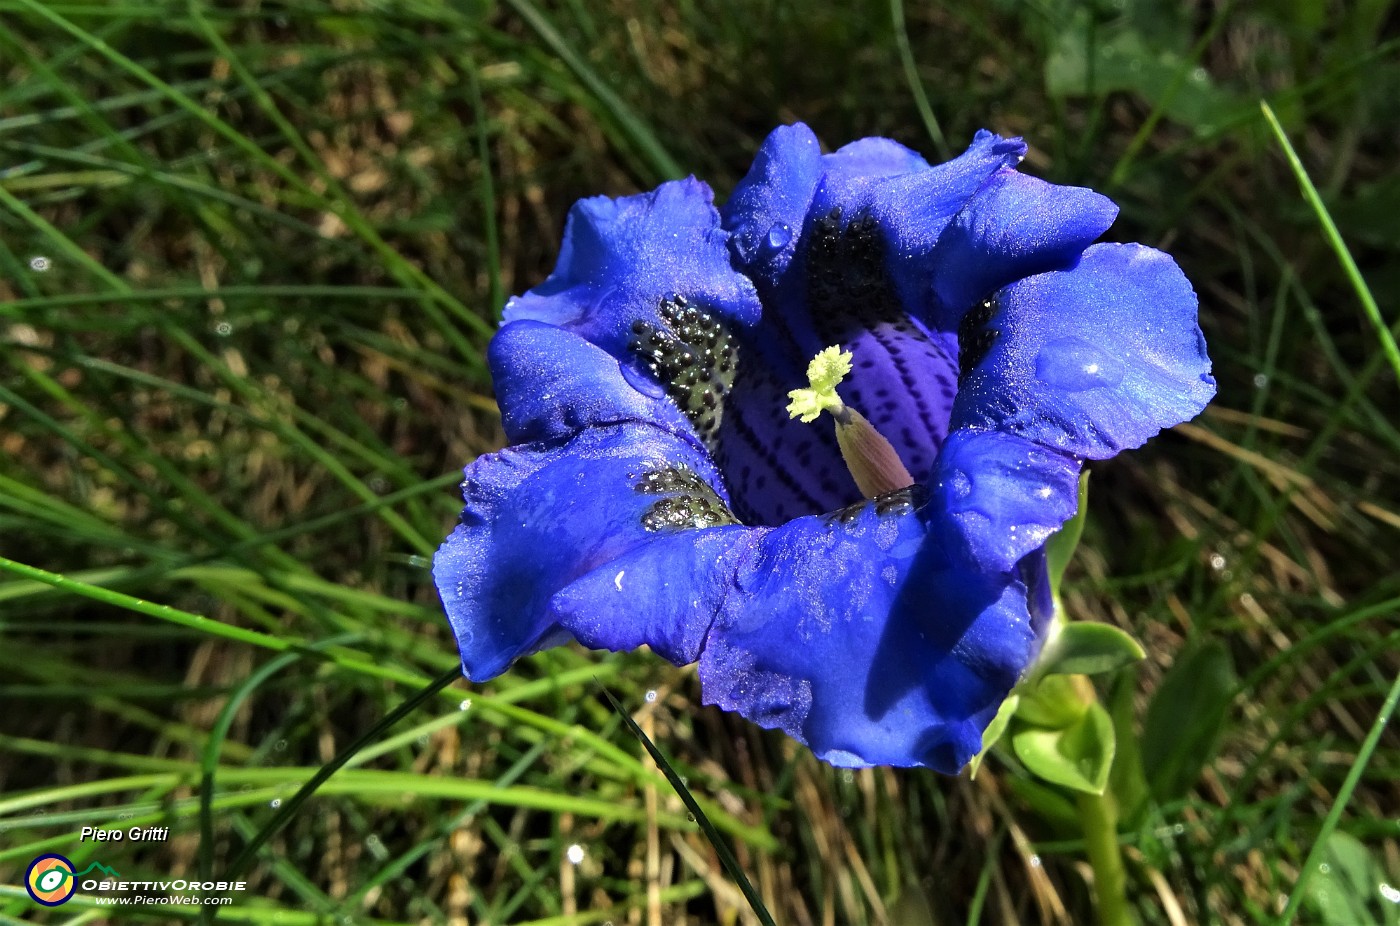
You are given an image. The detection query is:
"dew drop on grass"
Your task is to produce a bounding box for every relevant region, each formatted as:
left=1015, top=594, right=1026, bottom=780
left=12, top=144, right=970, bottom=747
left=215, top=321, right=233, bottom=336
left=275, top=739, right=287, bottom=751
left=1029, top=855, right=1042, bottom=868
left=1253, top=373, right=1269, bottom=389
left=1209, top=553, right=1227, bottom=571
left=566, top=844, right=585, bottom=864
left=1379, top=882, right=1400, bottom=904
left=29, top=255, right=51, bottom=272
left=366, top=834, right=388, bottom=861
left=270, top=798, right=282, bottom=808
left=1173, top=824, right=1185, bottom=835
left=644, top=690, right=657, bottom=703
left=1319, top=863, right=1331, bottom=874
left=686, top=813, right=696, bottom=823
left=459, top=699, right=472, bottom=711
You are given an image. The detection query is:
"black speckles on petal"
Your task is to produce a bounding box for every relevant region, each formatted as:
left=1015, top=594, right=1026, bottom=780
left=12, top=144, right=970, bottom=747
left=627, top=294, right=739, bottom=449
left=633, top=464, right=740, bottom=531
left=821, top=485, right=929, bottom=525
left=806, top=209, right=897, bottom=338
left=958, top=297, right=1001, bottom=379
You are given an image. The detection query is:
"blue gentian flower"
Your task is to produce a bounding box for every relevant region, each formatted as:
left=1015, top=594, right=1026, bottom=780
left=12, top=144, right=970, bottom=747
left=434, top=124, right=1214, bottom=773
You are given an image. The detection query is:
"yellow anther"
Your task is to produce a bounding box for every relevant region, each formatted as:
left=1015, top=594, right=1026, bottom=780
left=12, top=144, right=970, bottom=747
left=786, top=345, right=914, bottom=499
left=786, top=346, right=853, bottom=423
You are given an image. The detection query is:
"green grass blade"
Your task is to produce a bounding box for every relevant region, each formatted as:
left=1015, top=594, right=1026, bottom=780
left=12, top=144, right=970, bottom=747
left=1260, top=100, right=1400, bottom=389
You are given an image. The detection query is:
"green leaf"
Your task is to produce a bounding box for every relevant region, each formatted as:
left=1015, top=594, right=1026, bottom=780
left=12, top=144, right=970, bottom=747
left=1012, top=701, right=1116, bottom=795
left=1015, top=673, right=1090, bottom=729
left=968, top=694, right=1018, bottom=778
left=1304, top=831, right=1400, bottom=926
left=1045, top=471, right=1090, bottom=592
left=1106, top=670, right=1151, bottom=828
left=1043, top=11, right=1243, bottom=135
left=1141, top=640, right=1236, bottom=803
left=1036, top=622, right=1146, bottom=677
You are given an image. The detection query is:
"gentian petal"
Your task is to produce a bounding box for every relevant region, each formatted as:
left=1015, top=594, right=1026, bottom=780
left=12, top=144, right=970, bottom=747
left=932, top=428, right=1082, bottom=573
left=488, top=319, right=697, bottom=447
left=506, top=178, right=762, bottom=355
left=698, top=499, right=1036, bottom=772
left=549, top=527, right=750, bottom=665
left=929, top=170, right=1119, bottom=327
left=723, top=123, right=822, bottom=284
left=433, top=422, right=735, bottom=680
left=810, top=131, right=1029, bottom=329
left=813, top=130, right=1026, bottom=238
left=953, top=242, right=1215, bottom=458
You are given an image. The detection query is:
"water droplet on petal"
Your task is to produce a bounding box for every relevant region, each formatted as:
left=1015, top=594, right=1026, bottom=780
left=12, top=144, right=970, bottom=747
left=946, top=470, right=972, bottom=500
left=620, top=361, right=667, bottom=399
left=765, top=222, right=792, bottom=252
left=1034, top=337, right=1125, bottom=392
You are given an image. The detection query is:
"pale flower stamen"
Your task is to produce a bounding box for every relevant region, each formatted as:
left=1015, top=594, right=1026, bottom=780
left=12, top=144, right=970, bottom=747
left=787, top=346, right=915, bottom=499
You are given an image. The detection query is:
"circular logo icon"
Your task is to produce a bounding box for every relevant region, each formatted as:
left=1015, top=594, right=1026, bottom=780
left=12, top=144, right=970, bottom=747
left=26, top=854, right=77, bottom=906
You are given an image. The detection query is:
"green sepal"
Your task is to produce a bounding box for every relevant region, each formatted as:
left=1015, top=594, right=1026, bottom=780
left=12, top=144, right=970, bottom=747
left=1011, top=700, right=1116, bottom=796
left=1045, top=470, right=1090, bottom=592
left=1035, top=621, right=1146, bottom=678
left=1014, top=673, right=1090, bottom=728
left=967, top=693, right=1018, bottom=778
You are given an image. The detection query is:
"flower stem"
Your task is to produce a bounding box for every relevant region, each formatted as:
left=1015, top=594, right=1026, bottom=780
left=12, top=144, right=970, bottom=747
left=1077, top=789, right=1132, bottom=926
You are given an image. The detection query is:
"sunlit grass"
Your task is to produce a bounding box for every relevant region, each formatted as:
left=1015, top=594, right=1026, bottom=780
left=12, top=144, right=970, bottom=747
left=1, top=1, right=1396, bottom=923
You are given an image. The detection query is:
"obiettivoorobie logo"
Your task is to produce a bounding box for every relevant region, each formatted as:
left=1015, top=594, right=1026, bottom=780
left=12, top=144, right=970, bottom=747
left=25, top=855, right=122, bottom=906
